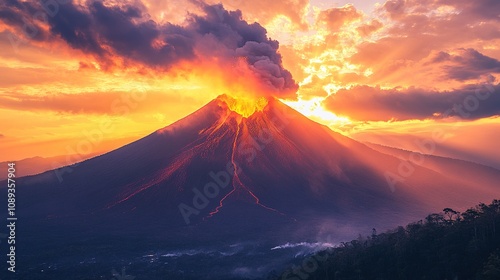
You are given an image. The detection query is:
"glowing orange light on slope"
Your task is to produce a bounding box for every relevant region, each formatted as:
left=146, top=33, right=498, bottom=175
left=206, top=116, right=285, bottom=218
left=219, top=94, right=269, bottom=118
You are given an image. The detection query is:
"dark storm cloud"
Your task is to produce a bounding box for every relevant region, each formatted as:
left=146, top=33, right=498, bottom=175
left=0, top=5, right=23, bottom=26
left=48, top=1, right=105, bottom=55
left=432, top=49, right=500, bottom=81
left=0, top=0, right=297, bottom=96
left=0, top=0, right=49, bottom=41
left=441, top=0, right=500, bottom=20
left=88, top=1, right=195, bottom=66
left=324, top=84, right=500, bottom=122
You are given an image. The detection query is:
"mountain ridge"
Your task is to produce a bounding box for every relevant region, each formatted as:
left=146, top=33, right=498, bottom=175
left=2, top=95, right=499, bottom=244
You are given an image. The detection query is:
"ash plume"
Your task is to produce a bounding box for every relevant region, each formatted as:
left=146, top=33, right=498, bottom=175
left=0, top=0, right=298, bottom=97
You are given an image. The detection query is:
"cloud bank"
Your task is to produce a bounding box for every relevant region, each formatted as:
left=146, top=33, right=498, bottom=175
left=324, top=83, right=500, bottom=122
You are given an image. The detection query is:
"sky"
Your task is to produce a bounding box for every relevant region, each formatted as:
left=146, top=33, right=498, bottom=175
left=0, top=0, right=499, bottom=168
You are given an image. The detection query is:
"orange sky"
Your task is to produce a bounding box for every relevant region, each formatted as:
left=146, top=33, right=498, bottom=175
left=1, top=0, right=499, bottom=169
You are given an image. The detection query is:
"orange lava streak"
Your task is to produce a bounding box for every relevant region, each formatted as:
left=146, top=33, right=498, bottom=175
left=207, top=188, right=236, bottom=216
left=206, top=120, right=242, bottom=217
left=206, top=118, right=285, bottom=218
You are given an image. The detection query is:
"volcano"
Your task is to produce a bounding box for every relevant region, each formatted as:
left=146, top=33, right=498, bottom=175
left=3, top=95, right=500, bottom=279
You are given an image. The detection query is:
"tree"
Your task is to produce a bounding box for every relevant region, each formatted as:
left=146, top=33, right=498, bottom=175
left=443, top=208, right=460, bottom=224
left=482, top=253, right=500, bottom=280
left=479, top=202, right=499, bottom=236
left=274, top=199, right=500, bottom=280
left=425, top=213, right=444, bottom=225
left=463, top=208, right=481, bottom=240
left=492, top=200, right=500, bottom=236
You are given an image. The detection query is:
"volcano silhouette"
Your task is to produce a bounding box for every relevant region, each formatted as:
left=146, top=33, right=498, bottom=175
left=6, top=95, right=500, bottom=247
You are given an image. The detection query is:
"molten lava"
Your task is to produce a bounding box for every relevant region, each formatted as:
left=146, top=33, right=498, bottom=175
left=219, top=94, right=268, bottom=117
left=206, top=114, right=285, bottom=219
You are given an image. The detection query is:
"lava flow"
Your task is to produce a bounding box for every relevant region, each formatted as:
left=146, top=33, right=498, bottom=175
left=206, top=116, right=285, bottom=219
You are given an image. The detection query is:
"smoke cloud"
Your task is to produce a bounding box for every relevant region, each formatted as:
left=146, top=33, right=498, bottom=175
left=0, top=0, right=298, bottom=97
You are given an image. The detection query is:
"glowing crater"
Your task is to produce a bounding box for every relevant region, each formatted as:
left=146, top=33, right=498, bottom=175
left=219, top=94, right=268, bottom=118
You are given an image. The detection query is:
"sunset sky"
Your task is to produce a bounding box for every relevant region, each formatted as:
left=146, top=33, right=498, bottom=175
left=1, top=0, right=499, bottom=168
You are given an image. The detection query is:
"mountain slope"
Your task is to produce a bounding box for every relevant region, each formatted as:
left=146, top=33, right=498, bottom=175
left=3, top=96, right=500, bottom=245
left=0, top=153, right=98, bottom=180
left=365, top=142, right=500, bottom=196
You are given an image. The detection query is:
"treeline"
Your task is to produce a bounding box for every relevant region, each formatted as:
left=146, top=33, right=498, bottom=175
left=271, top=200, right=500, bottom=280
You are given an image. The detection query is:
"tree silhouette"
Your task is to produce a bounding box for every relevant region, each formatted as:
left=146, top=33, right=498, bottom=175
left=482, top=252, right=500, bottom=280
left=273, top=199, right=500, bottom=280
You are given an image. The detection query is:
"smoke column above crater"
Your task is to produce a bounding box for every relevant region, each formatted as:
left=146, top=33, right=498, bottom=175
left=0, top=0, right=298, bottom=98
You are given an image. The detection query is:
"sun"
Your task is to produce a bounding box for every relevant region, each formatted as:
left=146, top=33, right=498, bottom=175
left=281, top=97, right=352, bottom=127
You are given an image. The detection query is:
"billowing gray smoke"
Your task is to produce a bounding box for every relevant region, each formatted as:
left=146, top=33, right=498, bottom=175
left=0, top=0, right=298, bottom=97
